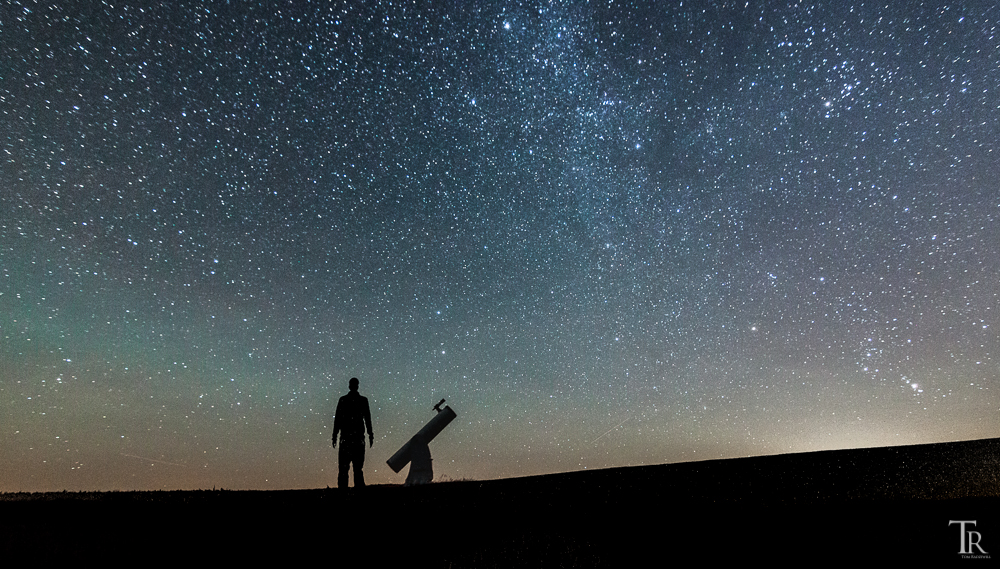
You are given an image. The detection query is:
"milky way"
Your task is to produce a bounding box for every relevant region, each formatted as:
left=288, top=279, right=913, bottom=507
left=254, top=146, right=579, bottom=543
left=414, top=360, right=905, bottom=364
left=2, top=1, right=998, bottom=491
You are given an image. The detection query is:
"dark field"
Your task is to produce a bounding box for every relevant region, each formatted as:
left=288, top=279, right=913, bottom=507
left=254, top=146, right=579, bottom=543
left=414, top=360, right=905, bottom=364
left=3, top=438, right=998, bottom=564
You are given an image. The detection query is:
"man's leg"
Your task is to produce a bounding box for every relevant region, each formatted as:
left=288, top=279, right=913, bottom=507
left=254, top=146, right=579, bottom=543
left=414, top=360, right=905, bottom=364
left=338, top=442, right=350, bottom=488
left=353, top=441, right=366, bottom=487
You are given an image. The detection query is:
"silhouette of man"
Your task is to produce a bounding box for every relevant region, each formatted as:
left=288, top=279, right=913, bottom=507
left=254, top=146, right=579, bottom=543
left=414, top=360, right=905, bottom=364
left=332, top=377, right=374, bottom=488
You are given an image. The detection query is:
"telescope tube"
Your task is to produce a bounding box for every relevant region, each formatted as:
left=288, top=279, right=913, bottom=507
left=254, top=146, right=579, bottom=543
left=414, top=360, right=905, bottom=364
left=386, top=405, right=457, bottom=473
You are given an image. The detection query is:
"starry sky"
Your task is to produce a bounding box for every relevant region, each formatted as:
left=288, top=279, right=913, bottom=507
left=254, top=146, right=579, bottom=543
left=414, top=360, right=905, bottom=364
left=2, top=0, right=998, bottom=491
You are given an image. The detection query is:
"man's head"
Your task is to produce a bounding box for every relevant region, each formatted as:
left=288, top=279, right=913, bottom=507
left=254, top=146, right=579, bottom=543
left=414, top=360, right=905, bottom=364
left=349, top=377, right=359, bottom=391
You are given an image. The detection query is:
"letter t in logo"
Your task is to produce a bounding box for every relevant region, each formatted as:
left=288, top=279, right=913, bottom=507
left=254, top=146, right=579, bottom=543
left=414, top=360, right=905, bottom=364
left=950, top=520, right=988, bottom=555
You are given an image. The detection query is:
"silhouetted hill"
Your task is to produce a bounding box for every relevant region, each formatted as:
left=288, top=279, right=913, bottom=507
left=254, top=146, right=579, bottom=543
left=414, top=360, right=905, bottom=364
left=3, top=438, right=997, bottom=564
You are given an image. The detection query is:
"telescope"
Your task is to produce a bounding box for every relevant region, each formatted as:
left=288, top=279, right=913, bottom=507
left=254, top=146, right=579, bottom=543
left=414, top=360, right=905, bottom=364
left=387, top=399, right=457, bottom=485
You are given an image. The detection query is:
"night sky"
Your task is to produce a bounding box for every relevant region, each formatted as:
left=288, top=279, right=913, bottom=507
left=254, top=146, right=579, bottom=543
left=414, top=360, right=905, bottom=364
left=2, top=1, right=998, bottom=492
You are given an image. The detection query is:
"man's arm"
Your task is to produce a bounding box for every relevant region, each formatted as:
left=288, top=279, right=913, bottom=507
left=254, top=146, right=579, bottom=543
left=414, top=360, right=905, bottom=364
left=364, top=398, right=373, bottom=447
left=332, top=398, right=342, bottom=448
